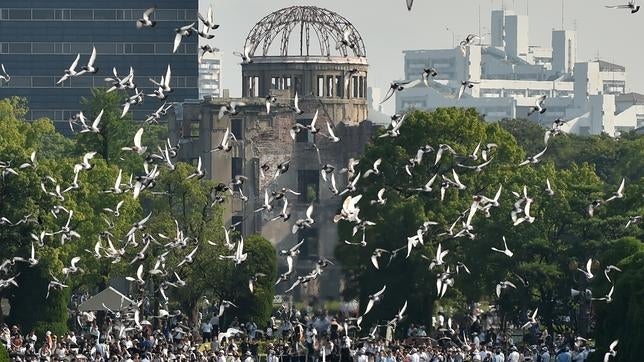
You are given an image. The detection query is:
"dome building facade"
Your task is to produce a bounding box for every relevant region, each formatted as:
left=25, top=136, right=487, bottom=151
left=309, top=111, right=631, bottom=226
left=240, top=6, right=369, bottom=124
left=169, top=6, right=377, bottom=301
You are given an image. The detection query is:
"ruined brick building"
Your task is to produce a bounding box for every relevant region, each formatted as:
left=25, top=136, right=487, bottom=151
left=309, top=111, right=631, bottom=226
left=168, top=6, right=380, bottom=301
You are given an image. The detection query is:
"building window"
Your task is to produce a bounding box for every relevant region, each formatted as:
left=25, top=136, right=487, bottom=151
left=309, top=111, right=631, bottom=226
left=32, top=43, right=54, bottom=54
left=133, top=43, right=154, bottom=54
left=636, top=115, right=644, bottom=128
left=362, top=76, right=368, bottom=98
left=247, top=76, right=259, bottom=97
left=231, top=157, right=243, bottom=178
left=326, top=76, right=333, bottom=97
left=298, top=228, right=319, bottom=260
left=614, top=126, right=633, bottom=135
left=335, top=76, right=343, bottom=98
left=190, top=121, right=199, bottom=138
left=295, top=118, right=315, bottom=144
left=270, top=76, right=291, bottom=90
left=94, top=9, right=116, bottom=19
left=9, top=9, right=31, bottom=19
left=33, top=9, right=54, bottom=20
left=298, top=170, right=319, bottom=202
left=9, top=43, right=30, bottom=54
left=231, top=119, right=243, bottom=140
left=317, top=76, right=324, bottom=97
left=70, top=9, right=92, bottom=20
left=567, top=39, right=573, bottom=73
left=155, top=9, right=178, bottom=20
left=352, top=76, right=359, bottom=98
left=32, top=77, right=53, bottom=88
left=293, top=77, right=302, bottom=95
left=401, top=101, right=426, bottom=109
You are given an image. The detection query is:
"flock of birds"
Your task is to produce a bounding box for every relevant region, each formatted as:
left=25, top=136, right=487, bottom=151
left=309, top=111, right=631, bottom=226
left=0, top=3, right=256, bottom=340
left=0, top=2, right=640, bottom=360
left=210, top=32, right=633, bottom=362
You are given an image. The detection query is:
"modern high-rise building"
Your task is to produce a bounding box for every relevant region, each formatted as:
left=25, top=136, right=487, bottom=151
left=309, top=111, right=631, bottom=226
left=198, top=50, right=222, bottom=99
left=0, top=0, right=198, bottom=132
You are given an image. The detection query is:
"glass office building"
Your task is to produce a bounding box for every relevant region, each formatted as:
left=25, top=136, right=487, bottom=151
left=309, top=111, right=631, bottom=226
left=0, top=1, right=198, bottom=133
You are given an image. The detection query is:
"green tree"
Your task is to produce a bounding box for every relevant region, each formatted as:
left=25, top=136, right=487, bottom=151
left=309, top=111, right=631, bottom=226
left=140, top=163, right=277, bottom=327
left=336, top=108, right=526, bottom=330
left=76, top=88, right=167, bottom=171
left=2, top=92, right=274, bottom=336
left=589, top=238, right=644, bottom=362
left=336, top=108, right=639, bottom=338
left=0, top=97, right=134, bottom=331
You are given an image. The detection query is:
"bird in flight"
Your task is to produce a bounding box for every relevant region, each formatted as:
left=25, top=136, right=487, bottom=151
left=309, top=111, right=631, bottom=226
left=0, top=64, right=9, bottom=83
left=491, top=236, right=514, bottom=257
left=380, top=80, right=421, bottom=104
left=173, top=23, right=195, bottom=53
left=136, top=7, right=157, bottom=28
left=56, top=54, right=81, bottom=84
left=527, top=95, right=547, bottom=116
left=604, top=340, right=619, bottom=362
left=363, top=285, right=386, bottom=316
left=605, top=1, right=640, bottom=13
left=458, top=80, right=480, bottom=100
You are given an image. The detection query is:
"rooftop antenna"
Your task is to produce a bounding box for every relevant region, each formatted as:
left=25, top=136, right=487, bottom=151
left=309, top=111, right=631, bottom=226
left=561, top=0, right=564, bottom=29
left=526, top=0, right=529, bottom=17
left=478, top=4, right=482, bottom=45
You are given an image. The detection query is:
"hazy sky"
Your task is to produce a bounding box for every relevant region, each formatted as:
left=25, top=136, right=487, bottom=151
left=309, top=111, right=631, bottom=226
left=200, top=0, right=644, bottom=114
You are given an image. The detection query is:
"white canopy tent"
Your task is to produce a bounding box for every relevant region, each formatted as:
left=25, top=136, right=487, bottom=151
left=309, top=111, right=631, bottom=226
left=77, top=287, right=135, bottom=312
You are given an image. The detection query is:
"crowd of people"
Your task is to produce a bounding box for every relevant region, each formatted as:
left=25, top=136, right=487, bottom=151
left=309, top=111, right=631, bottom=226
left=1, top=305, right=597, bottom=361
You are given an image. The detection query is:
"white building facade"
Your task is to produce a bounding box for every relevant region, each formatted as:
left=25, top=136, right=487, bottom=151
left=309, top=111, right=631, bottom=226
left=397, top=9, right=643, bottom=137
left=198, top=50, right=222, bottom=99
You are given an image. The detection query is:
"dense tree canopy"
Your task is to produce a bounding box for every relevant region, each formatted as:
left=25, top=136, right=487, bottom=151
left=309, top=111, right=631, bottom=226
left=0, top=94, right=277, bottom=334
left=336, top=109, right=642, bottom=357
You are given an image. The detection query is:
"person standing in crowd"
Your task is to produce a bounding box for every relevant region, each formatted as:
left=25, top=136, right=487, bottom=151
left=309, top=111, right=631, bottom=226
left=409, top=347, right=420, bottom=362
left=202, top=318, right=213, bottom=342
left=556, top=346, right=572, bottom=362
left=539, top=346, right=551, bottom=362
left=492, top=348, right=503, bottom=362
left=247, top=320, right=258, bottom=340
left=267, top=348, right=279, bottom=362
left=507, top=345, right=521, bottom=362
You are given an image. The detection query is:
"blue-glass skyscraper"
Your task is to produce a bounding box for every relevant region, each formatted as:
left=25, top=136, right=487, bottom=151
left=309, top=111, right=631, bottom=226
left=0, top=0, right=199, bottom=132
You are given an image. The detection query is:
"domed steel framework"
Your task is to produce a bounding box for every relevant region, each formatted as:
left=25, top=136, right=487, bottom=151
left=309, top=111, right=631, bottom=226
left=243, top=6, right=366, bottom=58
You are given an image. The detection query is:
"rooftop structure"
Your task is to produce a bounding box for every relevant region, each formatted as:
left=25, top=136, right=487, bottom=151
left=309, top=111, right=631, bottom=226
left=396, top=9, right=641, bottom=137
left=242, top=6, right=366, bottom=58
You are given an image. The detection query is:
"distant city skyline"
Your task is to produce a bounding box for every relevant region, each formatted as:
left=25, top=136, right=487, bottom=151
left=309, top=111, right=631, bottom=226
left=199, top=0, right=644, bottom=114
